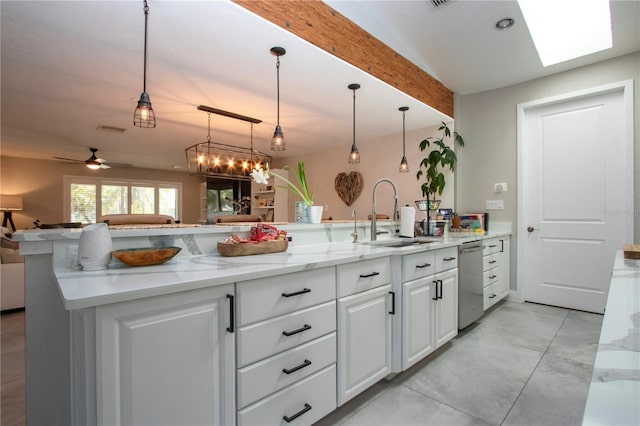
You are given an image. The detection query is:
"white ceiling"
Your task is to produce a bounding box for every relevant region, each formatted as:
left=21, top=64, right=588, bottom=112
left=1, top=0, right=638, bottom=172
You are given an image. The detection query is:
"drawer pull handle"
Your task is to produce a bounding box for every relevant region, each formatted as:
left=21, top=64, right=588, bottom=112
left=389, top=291, right=396, bottom=315
left=282, top=324, right=311, bottom=337
left=226, top=294, right=235, bottom=333
left=489, top=293, right=497, bottom=299
left=282, top=359, right=312, bottom=375
left=359, top=271, right=380, bottom=278
left=416, top=263, right=431, bottom=269
left=443, top=257, right=456, bottom=261
left=489, top=260, right=497, bottom=264
left=489, top=244, right=497, bottom=248
left=282, top=288, right=311, bottom=298
left=283, top=403, right=312, bottom=423
left=489, top=275, right=497, bottom=279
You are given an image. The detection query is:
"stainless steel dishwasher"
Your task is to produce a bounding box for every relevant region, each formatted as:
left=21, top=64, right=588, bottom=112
left=458, top=240, right=484, bottom=329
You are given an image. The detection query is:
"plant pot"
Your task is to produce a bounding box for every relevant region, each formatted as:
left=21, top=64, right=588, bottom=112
left=308, top=205, right=323, bottom=224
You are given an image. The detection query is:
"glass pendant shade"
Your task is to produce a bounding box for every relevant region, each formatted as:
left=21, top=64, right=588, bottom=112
left=271, top=124, right=285, bottom=151
left=399, top=156, right=409, bottom=173
left=349, top=143, right=360, bottom=164
left=134, top=92, right=156, bottom=128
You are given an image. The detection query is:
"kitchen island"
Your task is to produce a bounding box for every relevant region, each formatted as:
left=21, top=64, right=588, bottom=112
left=582, top=251, right=640, bottom=425
left=15, top=221, right=511, bottom=425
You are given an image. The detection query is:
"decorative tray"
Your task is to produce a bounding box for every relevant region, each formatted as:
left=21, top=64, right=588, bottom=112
left=217, top=239, right=288, bottom=257
left=112, top=247, right=182, bottom=266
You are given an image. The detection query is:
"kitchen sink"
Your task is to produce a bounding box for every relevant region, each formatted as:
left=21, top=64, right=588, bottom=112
left=363, top=238, right=439, bottom=248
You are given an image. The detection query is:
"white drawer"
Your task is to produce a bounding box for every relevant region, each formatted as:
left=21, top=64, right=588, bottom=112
left=238, top=364, right=337, bottom=426
left=483, top=266, right=501, bottom=287
left=237, top=332, right=336, bottom=409
left=483, top=252, right=500, bottom=271
left=238, top=301, right=336, bottom=367
left=435, top=247, right=458, bottom=273
left=402, top=251, right=436, bottom=282
left=337, top=257, right=391, bottom=298
left=237, top=267, right=336, bottom=326
left=483, top=238, right=501, bottom=256
left=484, top=282, right=500, bottom=310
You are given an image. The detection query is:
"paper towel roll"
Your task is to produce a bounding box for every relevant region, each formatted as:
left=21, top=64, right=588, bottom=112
left=400, top=206, right=416, bottom=238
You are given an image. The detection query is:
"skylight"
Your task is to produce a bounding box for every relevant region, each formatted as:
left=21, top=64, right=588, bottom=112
left=517, top=0, right=612, bottom=67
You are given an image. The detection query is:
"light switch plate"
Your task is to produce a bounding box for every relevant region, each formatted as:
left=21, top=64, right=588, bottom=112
left=486, top=200, right=504, bottom=210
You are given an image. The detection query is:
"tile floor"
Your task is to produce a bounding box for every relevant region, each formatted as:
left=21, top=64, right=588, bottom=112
left=0, top=301, right=602, bottom=426
left=316, top=301, right=603, bottom=426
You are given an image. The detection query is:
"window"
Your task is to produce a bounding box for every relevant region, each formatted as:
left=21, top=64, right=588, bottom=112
left=64, top=176, right=181, bottom=224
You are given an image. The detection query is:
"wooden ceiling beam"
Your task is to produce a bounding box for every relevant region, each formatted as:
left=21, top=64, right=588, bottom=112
left=233, top=0, right=454, bottom=118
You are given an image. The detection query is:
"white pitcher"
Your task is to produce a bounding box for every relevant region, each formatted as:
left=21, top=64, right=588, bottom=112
left=77, top=223, right=113, bottom=270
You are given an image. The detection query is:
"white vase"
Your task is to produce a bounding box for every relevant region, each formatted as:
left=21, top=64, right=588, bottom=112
left=308, top=205, right=323, bottom=224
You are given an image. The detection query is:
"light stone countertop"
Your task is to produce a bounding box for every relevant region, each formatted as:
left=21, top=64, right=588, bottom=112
left=582, top=251, right=640, bottom=425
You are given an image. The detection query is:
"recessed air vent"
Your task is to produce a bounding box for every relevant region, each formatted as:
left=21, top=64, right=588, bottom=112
left=429, top=0, right=450, bottom=7
left=96, top=124, right=126, bottom=133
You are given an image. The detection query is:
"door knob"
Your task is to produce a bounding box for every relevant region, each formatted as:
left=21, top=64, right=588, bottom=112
left=527, top=226, right=538, bottom=233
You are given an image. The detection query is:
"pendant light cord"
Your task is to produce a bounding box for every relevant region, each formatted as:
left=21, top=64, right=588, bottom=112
left=402, top=109, right=406, bottom=156
left=352, top=88, right=356, bottom=146
left=142, top=0, right=149, bottom=93
left=275, top=56, right=280, bottom=126
left=207, top=112, right=212, bottom=142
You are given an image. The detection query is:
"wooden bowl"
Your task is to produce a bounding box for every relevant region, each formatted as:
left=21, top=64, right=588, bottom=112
left=112, top=247, right=182, bottom=266
left=217, top=239, right=288, bottom=257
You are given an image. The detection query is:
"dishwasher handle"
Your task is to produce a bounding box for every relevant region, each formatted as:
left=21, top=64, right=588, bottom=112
left=459, top=244, right=482, bottom=254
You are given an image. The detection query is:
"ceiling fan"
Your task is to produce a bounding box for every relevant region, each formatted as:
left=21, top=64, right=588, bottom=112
left=54, top=148, right=132, bottom=170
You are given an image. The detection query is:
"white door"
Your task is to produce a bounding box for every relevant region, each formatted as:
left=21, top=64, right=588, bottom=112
left=337, top=285, right=392, bottom=406
left=434, top=269, right=458, bottom=348
left=518, top=81, right=633, bottom=313
left=402, top=277, right=435, bottom=370
left=97, top=285, right=235, bottom=426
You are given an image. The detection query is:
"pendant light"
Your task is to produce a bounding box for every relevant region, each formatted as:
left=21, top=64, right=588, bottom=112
left=270, top=47, right=286, bottom=151
left=133, top=0, right=156, bottom=128
left=348, top=83, right=361, bottom=164
left=399, top=106, right=409, bottom=173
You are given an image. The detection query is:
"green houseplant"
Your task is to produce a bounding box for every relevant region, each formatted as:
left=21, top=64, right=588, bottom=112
left=416, top=121, right=465, bottom=203
left=251, top=161, right=314, bottom=206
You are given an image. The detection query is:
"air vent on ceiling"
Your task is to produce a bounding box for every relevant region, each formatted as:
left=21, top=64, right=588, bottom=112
left=96, top=124, right=126, bottom=133
left=429, top=0, right=450, bottom=7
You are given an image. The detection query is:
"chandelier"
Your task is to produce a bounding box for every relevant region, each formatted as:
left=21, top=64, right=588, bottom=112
left=185, top=105, right=272, bottom=180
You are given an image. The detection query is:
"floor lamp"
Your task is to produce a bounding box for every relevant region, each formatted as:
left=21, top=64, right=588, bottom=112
left=0, top=195, right=23, bottom=233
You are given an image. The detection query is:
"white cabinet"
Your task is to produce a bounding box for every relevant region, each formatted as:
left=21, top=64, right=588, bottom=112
left=96, top=285, right=235, bottom=426
left=483, top=237, right=510, bottom=310
left=337, top=257, right=393, bottom=406
left=236, top=267, right=337, bottom=425
left=251, top=168, right=288, bottom=222
left=398, top=247, right=458, bottom=371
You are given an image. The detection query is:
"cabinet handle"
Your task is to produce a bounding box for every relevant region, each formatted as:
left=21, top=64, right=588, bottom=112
left=438, top=280, right=443, bottom=300
left=432, top=280, right=439, bottom=301
left=282, top=324, right=312, bottom=337
left=416, top=263, right=431, bottom=269
left=282, top=288, right=311, bottom=298
left=389, top=291, right=396, bottom=315
left=282, top=359, right=312, bottom=375
left=359, top=271, right=380, bottom=278
left=489, top=244, right=497, bottom=248
left=500, top=240, right=505, bottom=253
left=489, top=260, right=497, bottom=264
left=226, top=294, right=235, bottom=333
left=283, top=403, right=312, bottom=423
left=443, top=257, right=456, bottom=261
left=489, top=294, right=497, bottom=299
left=489, top=275, right=497, bottom=279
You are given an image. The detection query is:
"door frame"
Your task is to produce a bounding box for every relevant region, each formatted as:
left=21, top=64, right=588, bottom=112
left=516, top=80, right=634, bottom=304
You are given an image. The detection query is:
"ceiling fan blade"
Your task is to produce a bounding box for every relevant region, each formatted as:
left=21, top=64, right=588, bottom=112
left=54, top=156, right=84, bottom=162
left=100, top=163, right=112, bottom=169
left=103, top=161, right=133, bottom=167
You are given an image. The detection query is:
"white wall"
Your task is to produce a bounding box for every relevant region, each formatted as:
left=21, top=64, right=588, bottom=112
left=455, top=52, right=640, bottom=291
left=274, top=124, right=455, bottom=222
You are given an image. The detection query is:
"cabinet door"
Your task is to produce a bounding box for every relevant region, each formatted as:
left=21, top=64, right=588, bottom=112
left=97, top=285, right=235, bottom=426
left=498, top=237, right=511, bottom=299
left=434, top=269, right=458, bottom=349
left=337, top=284, right=392, bottom=406
left=402, top=277, right=435, bottom=370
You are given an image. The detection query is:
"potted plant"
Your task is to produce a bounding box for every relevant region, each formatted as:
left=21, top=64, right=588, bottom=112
left=251, top=162, right=322, bottom=223
left=416, top=122, right=465, bottom=233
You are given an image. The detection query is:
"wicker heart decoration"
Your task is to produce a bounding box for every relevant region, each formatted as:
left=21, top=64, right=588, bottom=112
left=334, top=172, right=363, bottom=206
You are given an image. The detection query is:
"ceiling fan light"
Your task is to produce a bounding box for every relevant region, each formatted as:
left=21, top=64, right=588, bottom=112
left=86, top=162, right=102, bottom=170
left=134, top=92, right=156, bottom=128
left=271, top=125, right=286, bottom=151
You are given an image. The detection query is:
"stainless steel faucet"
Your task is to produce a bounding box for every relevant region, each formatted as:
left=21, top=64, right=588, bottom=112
left=371, top=178, right=398, bottom=241
left=351, top=210, right=358, bottom=243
